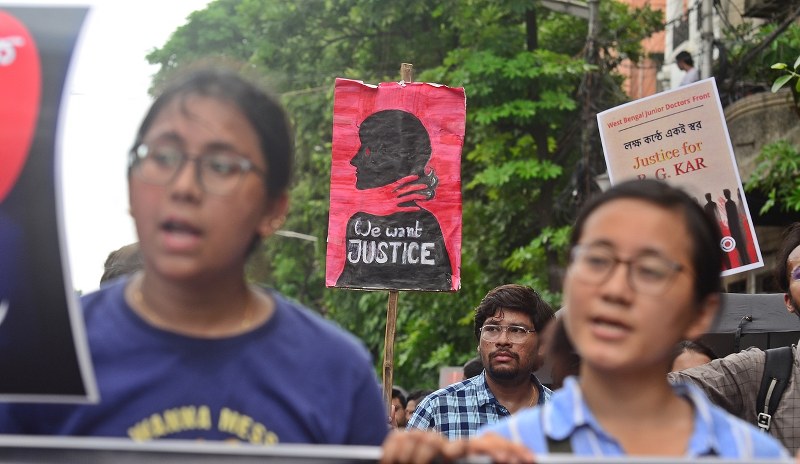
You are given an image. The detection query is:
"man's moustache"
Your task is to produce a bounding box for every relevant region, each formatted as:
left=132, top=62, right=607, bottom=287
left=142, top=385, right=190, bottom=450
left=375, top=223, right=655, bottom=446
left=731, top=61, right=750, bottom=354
left=490, top=350, right=518, bottom=360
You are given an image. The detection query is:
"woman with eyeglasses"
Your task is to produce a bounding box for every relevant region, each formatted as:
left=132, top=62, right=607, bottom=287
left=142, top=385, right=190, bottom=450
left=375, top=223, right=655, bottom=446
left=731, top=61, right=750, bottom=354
left=0, top=67, right=388, bottom=445
left=381, top=179, right=788, bottom=462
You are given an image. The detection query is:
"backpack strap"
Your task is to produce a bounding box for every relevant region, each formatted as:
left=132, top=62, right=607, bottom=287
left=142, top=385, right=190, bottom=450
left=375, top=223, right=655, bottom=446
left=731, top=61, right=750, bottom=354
left=756, top=345, right=794, bottom=432
left=546, top=435, right=573, bottom=454
left=520, top=407, right=572, bottom=454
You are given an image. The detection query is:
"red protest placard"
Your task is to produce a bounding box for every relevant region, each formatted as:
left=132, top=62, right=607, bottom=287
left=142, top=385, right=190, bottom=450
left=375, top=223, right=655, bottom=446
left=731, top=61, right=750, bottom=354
left=325, top=78, right=465, bottom=291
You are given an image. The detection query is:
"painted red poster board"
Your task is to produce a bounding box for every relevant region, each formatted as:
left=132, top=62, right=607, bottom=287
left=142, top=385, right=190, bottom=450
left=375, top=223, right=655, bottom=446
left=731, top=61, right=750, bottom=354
left=326, top=78, right=465, bottom=291
left=597, top=78, right=763, bottom=276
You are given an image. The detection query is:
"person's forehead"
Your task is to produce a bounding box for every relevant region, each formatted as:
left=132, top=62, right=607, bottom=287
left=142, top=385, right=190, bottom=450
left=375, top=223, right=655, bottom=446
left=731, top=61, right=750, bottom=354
left=486, top=308, right=533, bottom=325
left=148, top=95, right=252, bottom=138
left=788, top=244, right=800, bottom=265
left=580, top=199, right=691, bottom=259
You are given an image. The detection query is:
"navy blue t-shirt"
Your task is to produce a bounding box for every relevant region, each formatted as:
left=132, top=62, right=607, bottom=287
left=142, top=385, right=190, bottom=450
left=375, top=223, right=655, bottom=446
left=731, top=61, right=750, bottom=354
left=0, top=279, right=388, bottom=445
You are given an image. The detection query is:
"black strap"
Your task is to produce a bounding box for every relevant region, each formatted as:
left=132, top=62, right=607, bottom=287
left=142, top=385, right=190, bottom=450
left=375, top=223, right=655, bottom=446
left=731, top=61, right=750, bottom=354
left=546, top=435, right=573, bottom=454
left=755, top=346, right=794, bottom=432
left=733, top=315, right=752, bottom=353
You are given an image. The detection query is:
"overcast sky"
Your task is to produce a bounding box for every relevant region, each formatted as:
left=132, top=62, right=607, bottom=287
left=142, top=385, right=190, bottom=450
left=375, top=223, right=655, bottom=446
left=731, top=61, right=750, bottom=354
left=8, top=0, right=210, bottom=292
left=62, top=1, right=210, bottom=294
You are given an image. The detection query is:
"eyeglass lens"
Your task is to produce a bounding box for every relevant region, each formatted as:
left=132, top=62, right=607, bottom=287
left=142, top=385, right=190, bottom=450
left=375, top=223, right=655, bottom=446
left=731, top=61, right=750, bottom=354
left=132, top=144, right=253, bottom=195
left=571, top=245, right=679, bottom=296
left=480, top=325, right=532, bottom=343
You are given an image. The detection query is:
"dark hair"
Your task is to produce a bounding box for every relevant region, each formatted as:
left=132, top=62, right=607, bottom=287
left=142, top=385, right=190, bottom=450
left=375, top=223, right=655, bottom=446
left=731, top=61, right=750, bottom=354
left=407, top=389, right=434, bottom=405
left=775, top=223, right=800, bottom=292
left=391, top=387, right=407, bottom=408
left=100, top=243, right=142, bottom=284
left=671, top=339, right=718, bottom=364
left=676, top=51, right=694, bottom=67
left=131, top=67, right=294, bottom=199
left=462, top=356, right=483, bottom=378
left=546, top=317, right=581, bottom=389
left=473, top=284, right=554, bottom=340
left=570, top=179, right=723, bottom=303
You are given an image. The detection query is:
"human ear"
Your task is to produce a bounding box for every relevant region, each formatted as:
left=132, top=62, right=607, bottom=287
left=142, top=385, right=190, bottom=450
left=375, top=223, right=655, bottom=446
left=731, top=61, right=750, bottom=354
left=257, top=193, right=289, bottom=238
left=683, top=293, right=720, bottom=341
left=785, top=293, right=796, bottom=314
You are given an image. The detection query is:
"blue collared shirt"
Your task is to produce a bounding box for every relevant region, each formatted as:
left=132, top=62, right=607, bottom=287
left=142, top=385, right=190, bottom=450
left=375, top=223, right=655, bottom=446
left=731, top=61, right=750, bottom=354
left=481, top=377, right=788, bottom=459
left=406, top=371, right=552, bottom=439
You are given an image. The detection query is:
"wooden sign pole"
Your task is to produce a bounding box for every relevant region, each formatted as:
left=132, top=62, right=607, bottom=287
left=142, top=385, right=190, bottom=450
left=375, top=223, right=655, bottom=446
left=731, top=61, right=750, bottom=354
left=382, top=290, right=399, bottom=415
left=400, top=62, right=414, bottom=83
left=382, top=63, right=414, bottom=416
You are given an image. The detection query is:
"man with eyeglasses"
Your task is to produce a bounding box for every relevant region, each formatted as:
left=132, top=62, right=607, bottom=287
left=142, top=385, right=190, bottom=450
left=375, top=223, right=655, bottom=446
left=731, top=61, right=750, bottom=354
left=406, top=284, right=554, bottom=439
left=669, top=222, right=800, bottom=453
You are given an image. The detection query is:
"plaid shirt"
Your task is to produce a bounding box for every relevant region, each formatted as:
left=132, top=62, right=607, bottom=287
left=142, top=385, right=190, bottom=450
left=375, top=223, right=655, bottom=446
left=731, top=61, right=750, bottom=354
left=482, top=377, right=788, bottom=459
left=406, top=371, right=552, bottom=439
left=668, top=343, right=800, bottom=454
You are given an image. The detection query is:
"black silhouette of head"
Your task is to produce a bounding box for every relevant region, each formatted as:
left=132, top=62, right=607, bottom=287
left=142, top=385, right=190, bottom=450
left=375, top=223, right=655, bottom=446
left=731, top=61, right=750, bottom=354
left=350, top=110, right=431, bottom=189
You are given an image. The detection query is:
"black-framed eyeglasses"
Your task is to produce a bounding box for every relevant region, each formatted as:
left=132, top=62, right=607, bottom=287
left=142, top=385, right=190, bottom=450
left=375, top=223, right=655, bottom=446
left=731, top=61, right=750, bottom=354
left=129, top=143, right=266, bottom=196
left=479, top=324, right=536, bottom=343
left=569, top=244, right=685, bottom=296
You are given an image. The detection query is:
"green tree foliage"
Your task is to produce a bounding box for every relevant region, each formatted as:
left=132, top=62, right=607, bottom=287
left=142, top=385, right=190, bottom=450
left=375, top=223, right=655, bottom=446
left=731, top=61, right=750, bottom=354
left=771, top=54, right=800, bottom=112
left=147, top=0, right=662, bottom=390
left=729, top=25, right=800, bottom=214
left=724, top=23, right=800, bottom=84
left=745, top=140, right=800, bottom=214
left=743, top=55, right=800, bottom=215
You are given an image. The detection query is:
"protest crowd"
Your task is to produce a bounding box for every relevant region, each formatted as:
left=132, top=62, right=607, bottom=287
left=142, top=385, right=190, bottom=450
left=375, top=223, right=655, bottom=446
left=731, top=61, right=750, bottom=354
left=2, top=32, right=800, bottom=463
